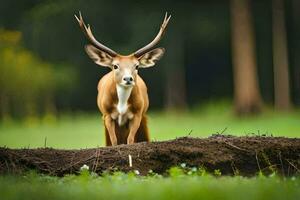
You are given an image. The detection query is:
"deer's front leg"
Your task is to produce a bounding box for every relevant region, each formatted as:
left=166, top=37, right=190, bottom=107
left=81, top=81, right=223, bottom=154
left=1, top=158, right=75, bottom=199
left=127, top=114, right=142, bottom=144
left=104, top=115, right=117, bottom=146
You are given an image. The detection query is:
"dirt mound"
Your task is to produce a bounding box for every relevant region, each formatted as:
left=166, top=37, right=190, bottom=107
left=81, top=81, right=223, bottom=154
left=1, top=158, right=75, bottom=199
left=0, top=135, right=300, bottom=176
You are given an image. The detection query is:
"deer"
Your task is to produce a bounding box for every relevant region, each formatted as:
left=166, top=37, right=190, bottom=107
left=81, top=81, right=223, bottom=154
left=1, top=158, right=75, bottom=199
left=75, top=12, right=171, bottom=146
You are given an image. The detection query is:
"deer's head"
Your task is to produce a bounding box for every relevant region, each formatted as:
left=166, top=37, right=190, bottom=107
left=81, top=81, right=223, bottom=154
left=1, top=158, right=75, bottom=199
left=75, top=12, right=171, bottom=87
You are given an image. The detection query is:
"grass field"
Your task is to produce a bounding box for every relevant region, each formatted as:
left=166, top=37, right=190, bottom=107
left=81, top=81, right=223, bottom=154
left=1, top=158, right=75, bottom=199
left=0, top=102, right=300, bottom=200
left=0, top=102, right=299, bottom=148
left=1, top=169, right=299, bottom=200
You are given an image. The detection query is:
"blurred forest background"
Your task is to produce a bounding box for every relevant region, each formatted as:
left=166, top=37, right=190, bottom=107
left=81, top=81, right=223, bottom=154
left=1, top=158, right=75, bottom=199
left=0, top=0, right=299, bottom=122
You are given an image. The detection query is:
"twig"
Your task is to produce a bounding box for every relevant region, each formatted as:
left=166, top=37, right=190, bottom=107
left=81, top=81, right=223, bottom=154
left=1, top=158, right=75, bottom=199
left=278, top=151, right=285, bottom=176
left=70, top=152, right=75, bottom=174
left=223, top=141, right=248, bottom=152
left=44, top=137, right=47, bottom=148
left=260, top=164, right=279, bottom=172
left=231, top=161, right=239, bottom=175
left=285, top=159, right=300, bottom=173
left=60, top=153, right=96, bottom=171
left=4, top=160, right=9, bottom=172
left=128, top=154, right=132, bottom=167
left=255, top=151, right=261, bottom=172
left=187, top=130, right=193, bottom=136
left=220, top=127, right=228, bottom=134
left=93, top=149, right=101, bottom=172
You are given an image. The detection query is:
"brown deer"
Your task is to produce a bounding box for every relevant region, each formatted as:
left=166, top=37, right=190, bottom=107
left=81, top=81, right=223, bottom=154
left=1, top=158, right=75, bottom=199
left=75, top=12, right=171, bottom=146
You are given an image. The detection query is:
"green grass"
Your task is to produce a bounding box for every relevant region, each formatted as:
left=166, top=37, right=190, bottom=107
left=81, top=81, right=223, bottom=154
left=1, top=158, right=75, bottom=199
left=0, top=102, right=299, bottom=148
left=0, top=169, right=299, bottom=200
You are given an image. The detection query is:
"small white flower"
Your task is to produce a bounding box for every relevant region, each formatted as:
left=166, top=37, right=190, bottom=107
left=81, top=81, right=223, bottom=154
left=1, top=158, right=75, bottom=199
left=180, top=163, right=186, bottom=168
left=191, top=167, right=197, bottom=172
left=134, top=170, right=140, bottom=175
left=80, top=164, right=89, bottom=171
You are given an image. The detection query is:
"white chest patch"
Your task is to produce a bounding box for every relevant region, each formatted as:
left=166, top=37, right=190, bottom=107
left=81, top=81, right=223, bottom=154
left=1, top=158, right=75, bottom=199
left=116, top=85, right=132, bottom=126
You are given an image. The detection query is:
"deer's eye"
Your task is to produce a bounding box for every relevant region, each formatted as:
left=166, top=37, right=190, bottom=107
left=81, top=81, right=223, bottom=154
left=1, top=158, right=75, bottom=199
left=113, top=65, right=119, bottom=70
left=135, top=65, right=139, bottom=70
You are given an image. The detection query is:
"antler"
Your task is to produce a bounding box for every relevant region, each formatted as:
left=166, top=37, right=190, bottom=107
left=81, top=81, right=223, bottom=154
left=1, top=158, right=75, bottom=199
left=75, top=12, right=118, bottom=57
left=134, top=12, right=171, bottom=57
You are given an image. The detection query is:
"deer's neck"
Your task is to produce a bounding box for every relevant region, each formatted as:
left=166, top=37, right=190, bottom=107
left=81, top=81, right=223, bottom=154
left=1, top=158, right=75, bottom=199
left=116, top=84, right=132, bottom=115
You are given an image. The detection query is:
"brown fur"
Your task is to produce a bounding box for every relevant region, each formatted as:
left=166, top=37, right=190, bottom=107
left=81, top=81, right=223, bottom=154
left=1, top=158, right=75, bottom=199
left=104, top=115, right=149, bottom=146
left=85, top=47, right=164, bottom=147
left=98, top=71, right=150, bottom=146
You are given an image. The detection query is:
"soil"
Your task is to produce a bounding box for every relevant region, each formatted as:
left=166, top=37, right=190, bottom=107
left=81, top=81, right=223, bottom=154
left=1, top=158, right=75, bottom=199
left=0, top=135, right=300, bottom=176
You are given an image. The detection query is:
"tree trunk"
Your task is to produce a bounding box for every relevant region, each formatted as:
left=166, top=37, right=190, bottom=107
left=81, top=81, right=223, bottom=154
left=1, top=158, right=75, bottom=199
left=291, top=0, right=300, bottom=106
left=164, top=28, right=187, bottom=110
left=272, top=0, right=291, bottom=111
left=230, top=0, right=262, bottom=116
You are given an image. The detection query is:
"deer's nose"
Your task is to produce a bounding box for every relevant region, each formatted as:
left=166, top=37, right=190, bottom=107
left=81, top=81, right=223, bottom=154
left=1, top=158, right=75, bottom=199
left=123, top=76, right=133, bottom=82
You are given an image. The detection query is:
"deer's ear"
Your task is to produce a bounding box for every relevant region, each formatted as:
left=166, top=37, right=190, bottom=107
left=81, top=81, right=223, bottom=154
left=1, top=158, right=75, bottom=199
left=85, top=45, right=113, bottom=68
left=138, top=48, right=165, bottom=68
